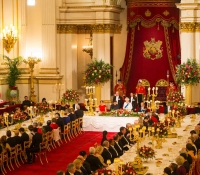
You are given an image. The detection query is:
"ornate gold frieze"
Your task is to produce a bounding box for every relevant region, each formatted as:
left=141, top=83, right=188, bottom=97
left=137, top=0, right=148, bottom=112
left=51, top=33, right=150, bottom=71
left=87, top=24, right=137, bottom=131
left=128, top=2, right=176, bottom=7
left=57, top=24, right=122, bottom=34
left=180, top=22, right=200, bottom=32
left=127, top=0, right=179, bottom=2
left=155, top=79, right=168, bottom=87
left=141, top=79, right=150, bottom=86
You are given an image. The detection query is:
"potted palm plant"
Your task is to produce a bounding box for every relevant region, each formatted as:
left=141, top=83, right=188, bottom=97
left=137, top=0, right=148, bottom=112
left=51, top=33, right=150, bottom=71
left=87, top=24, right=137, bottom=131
left=3, top=55, right=23, bottom=102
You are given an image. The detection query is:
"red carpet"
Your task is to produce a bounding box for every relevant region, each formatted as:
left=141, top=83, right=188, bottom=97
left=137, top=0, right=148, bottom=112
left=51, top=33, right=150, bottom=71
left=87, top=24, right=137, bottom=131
left=6, top=132, right=116, bottom=175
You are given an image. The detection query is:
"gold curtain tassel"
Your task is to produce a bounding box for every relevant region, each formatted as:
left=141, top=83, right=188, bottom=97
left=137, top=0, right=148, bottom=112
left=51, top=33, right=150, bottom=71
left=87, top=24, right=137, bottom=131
left=157, top=23, right=160, bottom=30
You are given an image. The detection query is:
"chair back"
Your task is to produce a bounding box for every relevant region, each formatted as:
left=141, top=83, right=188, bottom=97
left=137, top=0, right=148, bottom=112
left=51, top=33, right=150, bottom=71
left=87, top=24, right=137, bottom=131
left=52, top=128, right=61, bottom=142
left=24, top=141, right=30, bottom=150
left=15, top=144, right=23, bottom=154
left=71, top=121, right=76, bottom=129
left=42, top=132, right=48, bottom=142
left=64, top=124, right=69, bottom=134
left=39, top=142, right=48, bottom=152
left=78, top=118, right=83, bottom=126
left=2, top=150, right=8, bottom=162
left=9, top=147, right=16, bottom=158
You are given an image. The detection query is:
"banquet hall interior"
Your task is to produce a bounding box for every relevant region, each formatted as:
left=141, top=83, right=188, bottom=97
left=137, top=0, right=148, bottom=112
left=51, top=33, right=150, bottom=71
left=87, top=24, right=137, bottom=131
left=1, top=0, right=200, bottom=175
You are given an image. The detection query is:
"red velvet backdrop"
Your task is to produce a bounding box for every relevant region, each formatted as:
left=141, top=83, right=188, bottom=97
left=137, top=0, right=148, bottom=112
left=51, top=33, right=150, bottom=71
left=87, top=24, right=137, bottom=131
left=120, top=1, right=181, bottom=95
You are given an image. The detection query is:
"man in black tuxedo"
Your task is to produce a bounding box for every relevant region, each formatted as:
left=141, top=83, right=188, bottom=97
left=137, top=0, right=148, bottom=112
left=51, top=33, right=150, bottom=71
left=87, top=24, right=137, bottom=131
left=6, top=130, right=16, bottom=147
left=129, top=93, right=137, bottom=111
left=113, top=91, right=123, bottom=108
left=101, top=140, right=113, bottom=164
left=110, top=100, right=120, bottom=111
left=113, top=135, right=123, bottom=156
left=194, top=103, right=200, bottom=114
left=164, top=102, right=171, bottom=114
left=79, top=151, right=92, bottom=175
left=119, top=127, right=130, bottom=151
left=22, top=96, right=31, bottom=109
left=26, top=127, right=42, bottom=164
left=85, top=147, right=103, bottom=171
left=66, top=163, right=76, bottom=175
left=19, top=127, right=29, bottom=149
left=109, top=139, right=119, bottom=160
left=75, top=105, right=84, bottom=119
left=13, top=130, right=22, bottom=145
left=56, top=113, right=64, bottom=133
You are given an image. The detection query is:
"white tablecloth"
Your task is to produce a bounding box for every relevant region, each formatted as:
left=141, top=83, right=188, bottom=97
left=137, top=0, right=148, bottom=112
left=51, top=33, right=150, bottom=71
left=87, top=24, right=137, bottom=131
left=109, top=115, right=199, bottom=175
left=83, top=116, right=139, bottom=132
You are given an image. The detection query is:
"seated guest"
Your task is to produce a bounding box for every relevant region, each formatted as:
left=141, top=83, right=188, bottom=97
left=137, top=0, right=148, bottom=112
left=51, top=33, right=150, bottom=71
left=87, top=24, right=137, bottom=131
left=69, top=108, right=76, bottom=121
left=123, top=97, right=132, bottom=112
left=98, top=100, right=107, bottom=112
left=75, top=104, right=84, bottom=119
left=79, top=151, right=92, bottom=175
left=110, top=100, right=119, bottom=111
left=194, top=102, right=200, bottom=114
left=19, top=127, right=29, bottom=149
left=55, top=113, right=64, bottom=132
left=113, top=91, right=123, bottom=109
left=163, top=167, right=172, bottom=175
left=143, top=116, right=150, bottom=130
left=28, top=125, right=34, bottom=141
left=73, top=99, right=79, bottom=111
left=109, top=139, right=118, bottom=159
left=37, top=122, right=43, bottom=134
left=73, top=159, right=84, bottom=175
left=95, top=146, right=107, bottom=167
left=193, top=134, right=200, bottom=151
left=113, top=135, right=123, bottom=156
left=41, top=98, right=48, bottom=105
left=56, top=170, right=65, bottom=175
left=33, top=122, right=38, bottom=128
left=138, top=102, right=147, bottom=113
left=63, top=109, right=71, bottom=125
left=66, top=163, right=76, bottom=175
left=186, top=139, right=197, bottom=154
left=189, top=130, right=197, bottom=139
left=59, top=101, right=68, bottom=111
left=101, top=140, right=113, bottom=164
left=119, top=127, right=130, bottom=150
left=186, top=143, right=196, bottom=158
left=149, top=112, right=159, bottom=124
left=26, top=127, right=42, bottom=164
left=169, top=163, right=178, bottom=175
left=1, top=135, right=11, bottom=152
left=22, top=96, right=31, bottom=108
left=13, top=130, right=22, bottom=145
left=43, top=120, right=53, bottom=133
left=23, top=106, right=30, bottom=120
left=6, top=130, right=16, bottom=147
left=175, top=156, right=187, bottom=175
left=85, top=147, right=103, bottom=172
left=180, top=153, right=190, bottom=173
left=129, top=93, right=137, bottom=111
left=101, top=130, right=108, bottom=146
left=50, top=118, right=59, bottom=129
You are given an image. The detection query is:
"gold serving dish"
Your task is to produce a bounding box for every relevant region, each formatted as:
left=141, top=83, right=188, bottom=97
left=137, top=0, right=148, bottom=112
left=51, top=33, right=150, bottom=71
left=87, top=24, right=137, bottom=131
left=162, top=153, right=169, bottom=156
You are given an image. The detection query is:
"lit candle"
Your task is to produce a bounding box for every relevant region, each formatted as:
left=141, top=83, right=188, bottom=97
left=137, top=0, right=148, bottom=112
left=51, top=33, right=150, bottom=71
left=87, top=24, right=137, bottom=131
left=152, top=87, right=155, bottom=94
left=148, top=87, right=150, bottom=95
left=155, top=87, right=158, bottom=95
left=92, top=86, right=95, bottom=93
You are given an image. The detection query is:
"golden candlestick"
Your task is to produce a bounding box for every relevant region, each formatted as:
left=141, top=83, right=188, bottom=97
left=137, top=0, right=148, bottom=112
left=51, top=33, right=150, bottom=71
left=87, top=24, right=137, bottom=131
left=28, top=106, right=33, bottom=125
left=23, top=56, right=41, bottom=103
left=55, top=83, right=64, bottom=104
left=147, top=87, right=159, bottom=111
left=85, top=86, right=96, bottom=115
left=3, top=112, right=13, bottom=130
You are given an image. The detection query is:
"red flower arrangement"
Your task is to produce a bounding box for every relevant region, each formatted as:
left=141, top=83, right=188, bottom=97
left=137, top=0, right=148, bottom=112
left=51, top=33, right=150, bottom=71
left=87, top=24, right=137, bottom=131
left=120, top=163, right=137, bottom=175
left=152, top=122, right=168, bottom=137
left=165, top=117, right=176, bottom=127
left=13, top=112, right=26, bottom=122
left=99, top=109, right=139, bottom=117
left=138, top=145, right=155, bottom=160
left=167, top=91, right=184, bottom=106
left=95, top=168, right=113, bottom=175
left=62, top=89, right=79, bottom=102
left=36, top=103, right=51, bottom=114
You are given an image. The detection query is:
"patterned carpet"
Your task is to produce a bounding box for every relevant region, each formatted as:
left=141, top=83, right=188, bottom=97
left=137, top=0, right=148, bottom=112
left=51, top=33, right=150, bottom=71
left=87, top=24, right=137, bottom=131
left=6, top=131, right=116, bottom=175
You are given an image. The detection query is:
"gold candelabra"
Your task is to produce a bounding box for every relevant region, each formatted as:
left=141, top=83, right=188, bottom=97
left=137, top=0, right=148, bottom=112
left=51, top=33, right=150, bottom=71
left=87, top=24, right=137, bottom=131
left=82, top=32, right=93, bottom=59
left=147, top=87, right=159, bottom=111
left=27, top=106, right=33, bottom=125
left=3, top=112, right=13, bottom=130
left=23, top=56, right=41, bottom=103
left=85, top=86, right=97, bottom=115
left=2, top=24, right=17, bottom=53
left=54, top=83, right=64, bottom=104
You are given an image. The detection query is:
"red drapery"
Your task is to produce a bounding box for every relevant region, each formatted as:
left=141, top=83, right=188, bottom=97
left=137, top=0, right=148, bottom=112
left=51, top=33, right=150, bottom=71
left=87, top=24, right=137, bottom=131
left=120, top=1, right=181, bottom=95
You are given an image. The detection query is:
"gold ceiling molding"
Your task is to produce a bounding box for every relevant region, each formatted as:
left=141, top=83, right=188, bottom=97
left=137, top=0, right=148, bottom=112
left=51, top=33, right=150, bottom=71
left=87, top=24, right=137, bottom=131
left=127, top=0, right=180, bottom=2
left=57, top=24, right=122, bottom=34
left=180, top=22, right=200, bottom=32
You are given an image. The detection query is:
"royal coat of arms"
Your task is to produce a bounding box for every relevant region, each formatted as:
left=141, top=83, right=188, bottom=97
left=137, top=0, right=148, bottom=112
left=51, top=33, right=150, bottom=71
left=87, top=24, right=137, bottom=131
left=143, top=38, right=163, bottom=60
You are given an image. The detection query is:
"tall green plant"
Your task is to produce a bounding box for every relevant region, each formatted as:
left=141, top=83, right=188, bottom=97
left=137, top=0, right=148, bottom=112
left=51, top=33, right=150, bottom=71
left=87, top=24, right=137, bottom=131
left=3, top=55, right=23, bottom=87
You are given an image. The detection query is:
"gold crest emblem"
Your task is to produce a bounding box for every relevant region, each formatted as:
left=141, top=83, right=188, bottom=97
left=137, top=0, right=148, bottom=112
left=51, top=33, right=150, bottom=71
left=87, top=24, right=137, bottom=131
left=143, top=38, right=163, bottom=60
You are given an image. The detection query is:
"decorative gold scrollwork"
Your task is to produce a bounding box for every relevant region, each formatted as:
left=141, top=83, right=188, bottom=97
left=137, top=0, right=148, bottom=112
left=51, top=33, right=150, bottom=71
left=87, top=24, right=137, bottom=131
left=155, top=79, right=168, bottom=87
left=141, top=79, right=150, bottom=87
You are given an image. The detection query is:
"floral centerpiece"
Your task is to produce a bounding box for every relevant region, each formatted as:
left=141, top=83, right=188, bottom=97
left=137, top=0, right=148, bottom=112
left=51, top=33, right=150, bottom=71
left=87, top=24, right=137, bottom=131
left=99, top=109, right=139, bottom=117
left=84, top=59, right=113, bottom=85
left=164, top=117, right=176, bottom=127
left=120, top=163, right=137, bottom=175
left=152, top=122, right=168, bottom=137
left=13, top=113, right=26, bottom=123
left=138, top=145, right=155, bottom=160
left=167, top=91, right=184, bottom=107
left=35, top=103, right=51, bottom=115
left=62, top=89, right=79, bottom=102
left=175, top=59, right=200, bottom=85
left=95, top=168, right=113, bottom=175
